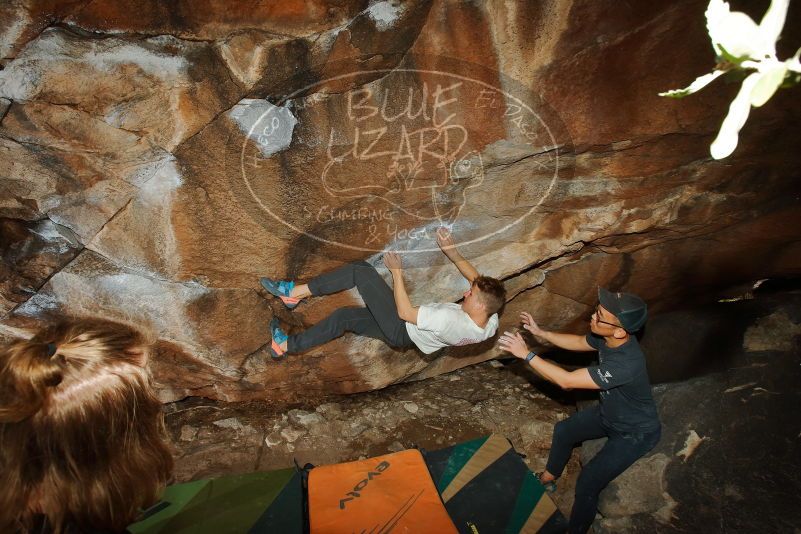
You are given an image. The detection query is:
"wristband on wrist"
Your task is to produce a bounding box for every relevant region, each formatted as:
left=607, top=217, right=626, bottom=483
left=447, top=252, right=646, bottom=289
left=525, top=351, right=537, bottom=362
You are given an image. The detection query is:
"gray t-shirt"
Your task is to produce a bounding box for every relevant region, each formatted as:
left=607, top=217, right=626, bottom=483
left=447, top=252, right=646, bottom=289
left=586, top=333, right=660, bottom=433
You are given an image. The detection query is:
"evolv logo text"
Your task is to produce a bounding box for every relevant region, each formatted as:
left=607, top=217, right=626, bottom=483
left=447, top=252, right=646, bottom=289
left=339, top=460, right=390, bottom=509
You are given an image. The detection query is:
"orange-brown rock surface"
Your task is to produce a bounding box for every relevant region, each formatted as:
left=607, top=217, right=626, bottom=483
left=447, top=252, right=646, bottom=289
left=1, top=0, right=800, bottom=401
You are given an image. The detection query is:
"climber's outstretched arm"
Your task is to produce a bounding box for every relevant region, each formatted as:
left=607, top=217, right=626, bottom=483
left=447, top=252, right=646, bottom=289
left=436, top=227, right=479, bottom=283
left=384, top=252, right=419, bottom=324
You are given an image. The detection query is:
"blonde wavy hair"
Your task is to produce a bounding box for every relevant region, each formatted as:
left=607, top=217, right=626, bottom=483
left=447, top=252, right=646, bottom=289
left=0, top=318, right=173, bottom=533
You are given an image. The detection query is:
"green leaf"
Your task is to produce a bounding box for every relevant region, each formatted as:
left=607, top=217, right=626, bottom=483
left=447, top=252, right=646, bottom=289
left=659, top=69, right=727, bottom=98
left=709, top=10, right=764, bottom=62
left=716, top=43, right=748, bottom=66
left=758, top=0, right=790, bottom=52
left=750, top=64, right=787, bottom=107
left=780, top=71, right=801, bottom=88
left=710, top=71, right=762, bottom=160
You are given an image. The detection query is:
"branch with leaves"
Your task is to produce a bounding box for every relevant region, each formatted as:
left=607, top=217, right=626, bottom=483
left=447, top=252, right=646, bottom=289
left=660, top=0, right=800, bottom=159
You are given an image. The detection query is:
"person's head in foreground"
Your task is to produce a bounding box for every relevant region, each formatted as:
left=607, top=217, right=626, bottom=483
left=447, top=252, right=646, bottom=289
left=0, top=318, right=173, bottom=533
left=462, top=275, right=506, bottom=318
left=590, top=287, right=648, bottom=339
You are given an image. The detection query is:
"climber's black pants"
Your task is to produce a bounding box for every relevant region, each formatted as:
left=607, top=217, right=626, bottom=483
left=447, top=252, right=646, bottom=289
left=545, top=405, right=661, bottom=534
left=286, top=261, right=413, bottom=353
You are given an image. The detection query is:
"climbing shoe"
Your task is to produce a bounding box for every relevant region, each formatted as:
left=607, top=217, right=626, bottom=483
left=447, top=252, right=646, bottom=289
left=260, top=277, right=301, bottom=309
left=269, top=318, right=289, bottom=360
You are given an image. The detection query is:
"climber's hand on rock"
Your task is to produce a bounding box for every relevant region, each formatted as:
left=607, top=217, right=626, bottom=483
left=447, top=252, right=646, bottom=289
left=383, top=251, right=402, bottom=271
left=499, top=331, right=529, bottom=359
left=521, top=312, right=545, bottom=337
left=436, top=227, right=456, bottom=251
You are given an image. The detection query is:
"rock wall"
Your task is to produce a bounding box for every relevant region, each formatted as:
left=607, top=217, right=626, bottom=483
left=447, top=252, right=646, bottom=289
left=2, top=0, right=800, bottom=402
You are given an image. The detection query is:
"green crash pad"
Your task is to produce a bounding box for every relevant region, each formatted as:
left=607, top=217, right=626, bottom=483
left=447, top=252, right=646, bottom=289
left=128, top=467, right=303, bottom=534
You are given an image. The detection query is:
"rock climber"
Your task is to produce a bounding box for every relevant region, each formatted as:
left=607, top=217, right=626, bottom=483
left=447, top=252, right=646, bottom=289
left=261, top=227, right=506, bottom=359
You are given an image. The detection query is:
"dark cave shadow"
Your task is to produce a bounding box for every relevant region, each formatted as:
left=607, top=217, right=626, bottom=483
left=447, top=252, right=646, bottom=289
left=641, top=291, right=798, bottom=384
left=443, top=335, right=499, bottom=359
left=497, top=347, right=601, bottom=407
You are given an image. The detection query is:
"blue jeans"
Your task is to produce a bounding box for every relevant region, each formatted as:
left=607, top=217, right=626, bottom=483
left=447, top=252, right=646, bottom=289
left=287, top=261, right=413, bottom=353
left=545, top=405, right=661, bottom=534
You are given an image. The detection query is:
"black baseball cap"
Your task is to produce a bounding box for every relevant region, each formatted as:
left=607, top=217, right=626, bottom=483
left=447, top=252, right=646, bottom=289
left=598, top=287, right=648, bottom=332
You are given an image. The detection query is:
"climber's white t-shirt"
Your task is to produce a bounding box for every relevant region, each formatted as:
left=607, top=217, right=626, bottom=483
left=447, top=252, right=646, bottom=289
left=405, top=302, right=499, bottom=354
